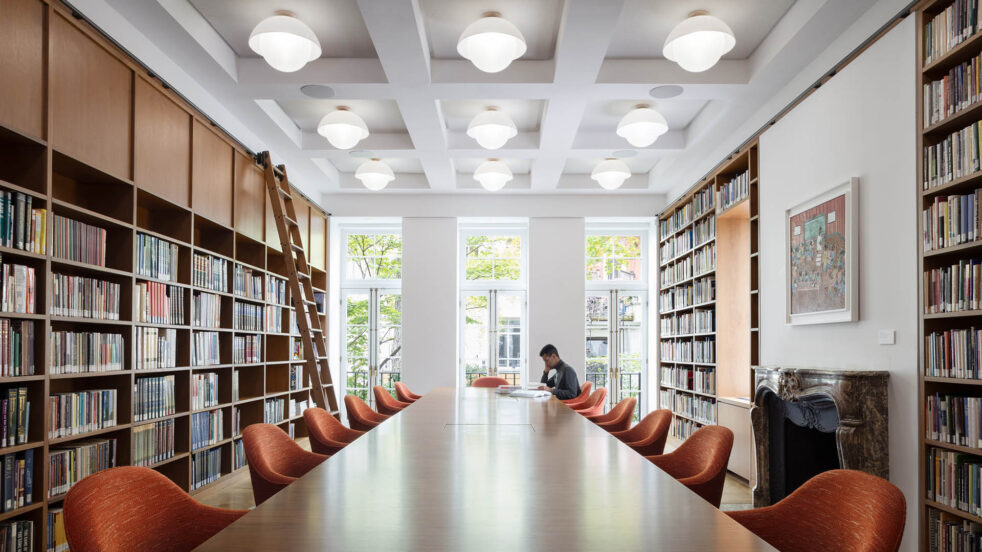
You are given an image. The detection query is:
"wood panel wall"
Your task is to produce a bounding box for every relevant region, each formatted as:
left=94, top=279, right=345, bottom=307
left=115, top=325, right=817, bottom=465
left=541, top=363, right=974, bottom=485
left=191, top=120, right=233, bottom=226
left=134, top=77, right=191, bottom=206
left=0, top=0, right=45, bottom=139
left=234, top=151, right=265, bottom=242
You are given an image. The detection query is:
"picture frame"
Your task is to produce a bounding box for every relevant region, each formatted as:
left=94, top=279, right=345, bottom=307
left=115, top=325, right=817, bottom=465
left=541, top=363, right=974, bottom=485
left=785, top=177, right=859, bottom=325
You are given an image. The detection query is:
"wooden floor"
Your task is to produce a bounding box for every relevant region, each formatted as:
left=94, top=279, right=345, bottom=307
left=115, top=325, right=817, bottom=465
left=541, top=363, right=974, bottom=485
left=194, top=437, right=754, bottom=511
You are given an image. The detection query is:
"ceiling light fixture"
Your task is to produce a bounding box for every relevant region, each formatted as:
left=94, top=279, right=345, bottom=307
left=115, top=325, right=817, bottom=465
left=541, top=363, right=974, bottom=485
left=248, top=11, right=322, bottom=73
left=591, top=158, right=631, bottom=190
left=317, top=106, right=369, bottom=150
left=662, top=10, right=735, bottom=73
left=473, top=159, right=513, bottom=191
left=467, top=107, right=518, bottom=150
left=457, top=12, right=527, bottom=73
left=355, top=158, right=394, bottom=191
left=616, top=104, right=669, bottom=148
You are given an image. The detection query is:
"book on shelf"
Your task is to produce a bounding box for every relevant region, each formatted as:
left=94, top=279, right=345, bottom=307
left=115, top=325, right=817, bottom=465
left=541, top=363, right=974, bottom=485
left=192, top=253, right=228, bottom=293
left=314, top=292, right=326, bottom=314
left=0, top=320, right=33, bottom=377
left=132, top=419, right=175, bottom=467
left=291, top=339, right=303, bottom=361
left=264, top=305, right=283, bottom=333
left=0, top=520, right=32, bottom=552
left=136, top=233, right=179, bottom=282
left=923, top=50, right=982, bottom=128
left=288, top=422, right=295, bottom=439
left=135, top=281, right=185, bottom=325
left=923, top=120, right=982, bottom=191
left=925, top=392, right=982, bottom=447
left=924, top=259, right=982, bottom=313
left=923, top=0, right=982, bottom=66
left=193, top=291, right=221, bottom=328
left=51, top=273, right=119, bottom=320
left=47, top=389, right=116, bottom=439
left=289, top=365, right=307, bottom=391
left=0, top=190, right=44, bottom=254
left=693, top=185, right=715, bottom=217
left=926, top=327, right=982, bottom=379
left=233, top=302, right=263, bottom=332
left=0, top=257, right=35, bottom=314
left=716, top=171, right=749, bottom=211
left=49, top=331, right=123, bottom=374
left=265, top=275, right=286, bottom=305
left=232, top=370, right=239, bottom=402
left=47, top=508, right=67, bottom=552
left=191, top=372, right=219, bottom=410
left=191, top=409, right=224, bottom=451
left=1, top=388, right=28, bottom=448
left=927, top=446, right=982, bottom=517
left=135, top=327, right=177, bottom=370
left=927, top=507, right=982, bottom=551
left=0, top=450, right=32, bottom=512
left=233, top=438, right=246, bottom=470
left=50, top=213, right=106, bottom=267
left=265, top=397, right=285, bottom=424
left=232, top=335, right=261, bottom=364
left=231, top=405, right=240, bottom=436
left=48, top=438, right=116, bottom=497
left=233, top=265, right=263, bottom=300
left=134, top=375, right=176, bottom=422
left=191, top=447, right=221, bottom=490
left=191, top=331, right=221, bottom=366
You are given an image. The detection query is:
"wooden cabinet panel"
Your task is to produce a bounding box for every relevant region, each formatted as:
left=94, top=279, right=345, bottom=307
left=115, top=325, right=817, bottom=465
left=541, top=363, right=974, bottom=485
left=265, top=193, right=281, bottom=251
left=718, top=401, right=754, bottom=484
left=0, top=0, right=45, bottom=139
left=234, top=151, right=264, bottom=242
left=309, top=211, right=326, bottom=270
left=294, top=193, right=310, bottom=256
left=134, top=78, right=190, bottom=207
left=191, top=120, right=232, bottom=226
left=49, top=14, right=132, bottom=179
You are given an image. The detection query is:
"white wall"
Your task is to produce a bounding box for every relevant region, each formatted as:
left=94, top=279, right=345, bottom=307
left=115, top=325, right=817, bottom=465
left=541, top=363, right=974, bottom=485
left=528, top=218, right=586, bottom=382
left=401, top=218, right=459, bottom=393
left=322, top=193, right=664, bottom=218
left=758, top=16, right=916, bottom=551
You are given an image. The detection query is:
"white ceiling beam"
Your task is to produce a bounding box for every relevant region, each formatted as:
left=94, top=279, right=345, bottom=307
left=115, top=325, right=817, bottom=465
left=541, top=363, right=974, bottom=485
left=572, top=130, right=685, bottom=151
left=154, top=0, right=237, bottom=80
left=254, top=99, right=303, bottom=149
left=447, top=131, right=541, bottom=151
left=596, top=59, right=749, bottom=85
left=430, top=60, right=556, bottom=84
left=301, top=131, right=415, bottom=151
left=236, top=57, right=388, bottom=88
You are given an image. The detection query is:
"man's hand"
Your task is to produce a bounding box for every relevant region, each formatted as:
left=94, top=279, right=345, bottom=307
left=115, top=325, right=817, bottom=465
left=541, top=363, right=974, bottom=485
left=538, top=385, right=552, bottom=391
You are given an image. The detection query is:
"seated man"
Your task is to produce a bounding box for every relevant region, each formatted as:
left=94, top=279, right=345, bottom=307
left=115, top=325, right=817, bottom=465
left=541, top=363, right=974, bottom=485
left=538, top=344, right=581, bottom=400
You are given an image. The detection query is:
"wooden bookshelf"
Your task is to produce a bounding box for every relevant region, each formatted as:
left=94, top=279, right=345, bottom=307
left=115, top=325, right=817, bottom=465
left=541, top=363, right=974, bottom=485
left=916, top=0, right=982, bottom=548
left=0, top=0, right=332, bottom=547
left=657, top=142, right=759, bottom=444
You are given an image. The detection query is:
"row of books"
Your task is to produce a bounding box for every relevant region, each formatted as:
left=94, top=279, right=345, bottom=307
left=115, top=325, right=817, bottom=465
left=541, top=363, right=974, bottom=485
left=289, top=365, right=308, bottom=391
left=233, top=302, right=263, bottom=332
left=658, top=284, right=692, bottom=313
left=659, top=201, right=693, bottom=237
left=924, top=260, right=982, bottom=313
left=51, top=273, right=119, bottom=320
left=191, top=447, right=222, bottom=490
left=924, top=51, right=982, bottom=128
left=192, top=372, right=220, bottom=410
left=693, top=242, right=716, bottom=275
left=135, top=281, right=184, bottom=325
left=660, top=230, right=692, bottom=264
left=659, top=257, right=690, bottom=287
left=924, top=191, right=982, bottom=252
left=133, top=419, right=175, bottom=468
left=135, top=327, right=177, bottom=370
left=192, top=331, right=221, bottom=366
left=693, top=185, right=715, bottom=217
left=0, top=320, right=33, bottom=377
left=693, top=338, right=715, bottom=363
left=266, top=305, right=283, bottom=333
left=0, top=520, right=32, bottom=552
left=0, top=260, right=34, bottom=314
left=193, top=253, right=228, bottom=293
left=134, top=375, right=176, bottom=422
left=47, top=389, right=117, bottom=439
left=693, top=216, right=715, bottom=246
left=265, top=397, right=285, bottom=424
left=669, top=416, right=698, bottom=440
left=0, top=389, right=28, bottom=448
left=49, top=331, right=123, bottom=374
left=694, top=276, right=715, bottom=304
left=50, top=213, right=106, bottom=267
left=923, top=0, right=982, bottom=65
left=193, top=291, right=221, bottom=328
left=661, top=340, right=715, bottom=363
left=923, top=120, right=982, bottom=191
left=0, top=450, right=32, bottom=513
left=717, top=171, right=749, bottom=212
left=233, top=335, right=261, bottom=364
left=289, top=398, right=310, bottom=418
left=233, top=265, right=263, bottom=300
left=927, top=393, right=982, bottom=448
left=47, top=509, right=66, bottom=552
left=661, top=366, right=716, bottom=394
left=266, top=276, right=287, bottom=305
left=233, top=438, right=246, bottom=470
left=927, top=327, right=982, bottom=379
left=48, top=438, right=116, bottom=497
left=136, top=233, right=179, bottom=282
left=191, top=409, right=224, bottom=451
left=673, top=393, right=716, bottom=424
left=0, top=191, right=44, bottom=254
left=927, top=446, right=982, bottom=518
left=928, top=505, right=982, bottom=551
left=660, top=311, right=713, bottom=337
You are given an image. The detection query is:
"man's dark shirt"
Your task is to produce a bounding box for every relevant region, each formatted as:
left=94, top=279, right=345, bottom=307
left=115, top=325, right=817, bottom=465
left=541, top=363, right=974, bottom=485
left=539, top=360, right=581, bottom=400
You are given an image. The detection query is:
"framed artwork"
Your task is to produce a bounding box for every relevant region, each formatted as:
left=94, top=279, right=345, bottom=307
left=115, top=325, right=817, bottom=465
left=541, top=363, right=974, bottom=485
left=785, top=178, right=859, bottom=325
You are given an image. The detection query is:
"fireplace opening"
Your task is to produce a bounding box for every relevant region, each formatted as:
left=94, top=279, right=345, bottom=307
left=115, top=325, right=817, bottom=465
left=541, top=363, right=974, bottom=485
left=763, top=390, right=840, bottom=503
left=783, top=418, right=839, bottom=496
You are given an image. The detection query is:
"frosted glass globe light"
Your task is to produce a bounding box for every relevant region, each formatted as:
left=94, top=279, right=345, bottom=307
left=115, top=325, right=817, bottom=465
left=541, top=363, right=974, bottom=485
left=248, top=12, right=322, bottom=73
left=617, top=105, right=669, bottom=147
left=591, top=159, right=631, bottom=190
left=457, top=12, right=527, bottom=73
left=662, top=11, right=736, bottom=73
left=317, top=107, right=369, bottom=150
left=355, top=159, right=394, bottom=191
left=473, top=159, right=513, bottom=191
left=467, top=107, right=518, bottom=150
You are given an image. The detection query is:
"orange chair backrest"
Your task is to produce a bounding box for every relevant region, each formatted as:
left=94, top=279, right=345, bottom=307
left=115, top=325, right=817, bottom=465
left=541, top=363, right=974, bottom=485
left=243, top=423, right=317, bottom=479
left=562, top=382, right=593, bottom=404
left=394, top=382, right=422, bottom=402
left=304, top=407, right=363, bottom=444
left=621, top=409, right=673, bottom=455
left=345, top=395, right=388, bottom=424
left=577, top=388, right=607, bottom=410
left=471, top=376, right=510, bottom=388
left=374, top=385, right=408, bottom=411
left=672, top=425, right=734, bottom=479
left=596, top=397, right=636, bottom=429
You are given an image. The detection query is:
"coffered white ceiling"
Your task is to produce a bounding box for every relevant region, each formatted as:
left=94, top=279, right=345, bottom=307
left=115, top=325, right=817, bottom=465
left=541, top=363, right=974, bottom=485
left=80, top=0, right=885, bottom=197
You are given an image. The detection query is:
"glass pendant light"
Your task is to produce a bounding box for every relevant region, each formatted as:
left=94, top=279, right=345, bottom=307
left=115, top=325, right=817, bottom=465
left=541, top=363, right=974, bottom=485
left=473, top=159, right=513, bottom=191
left=248, top=11, right=322, bottom=73
left=617, top=104, right=669, bottom=148
left=355, top=158, right=394, bottom=191
left=662, top=11, right=736, bottom=73
left=317, top=107, right=369, bottom=150
left=591, top=158, right=631, bottom=190
left=457, top=12, right=527, bottom=73
left=467, top=107, right=518, bottom=150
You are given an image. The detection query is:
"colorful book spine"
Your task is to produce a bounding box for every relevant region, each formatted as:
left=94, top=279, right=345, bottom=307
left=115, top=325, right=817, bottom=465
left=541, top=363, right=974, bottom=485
left=923, top=120, right=982, bottom=190
left=232, top=335, right=261, bottom=364
left=191, top=372, right=219, bottom=410
left=233, top=302, right=263, bottom=332
left=134, top=375, right=176, bottom=422
left=135, top=282, right=185, bottom=325
left=0, top=190, right=45, bottom=254
left=233, top=265, right=263, bottom=299
left=0, top=320, right=33, bottom=377
left=191, top=410, right=224, bottom=451
left=0, top=388, right=29, bottom=448
left=190, top=447, right=221, bottom=490
left=47, top=438, right=116, bottom=497
left=192, top=253, right=228, bottom=293
left=923, top=0, right=982, bottom=65
left=924, top=259, right=982, bottom=313
left=191, top=331, right=221, bottom=366
left=233, top=438, right=246, bottom=470
left=132, top=419, right=175, bottom=468
left=49, top=331, right=123, bottom=374
left=264, top=398, right=285, bottom=424
left=716, top=170, right=750, bottom=211
left=0, top=450, right=32, bottom=512
left=135, top=327, right=177, bottom=370
left=927, top=327, right=982, bottom=379
left=47, top=507, right=68, bottom=552
left=0, top=520, right=33, bottom=552
left=50, top=213, right=106, bottom=267
left=50, top=273, right=120, bottom=320
left=47, top=390, right=117, bottom=439
left=135, top=233, right=179, bottom=282
left=265, top=275, right=286, bottom=305
left=0, top=258, right=35, bottom=314
left=193, top=291, right=221, bottom=328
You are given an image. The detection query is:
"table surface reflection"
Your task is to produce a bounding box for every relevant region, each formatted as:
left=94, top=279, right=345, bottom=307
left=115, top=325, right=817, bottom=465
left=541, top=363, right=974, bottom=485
left=196, top=387, right=775, bottom=551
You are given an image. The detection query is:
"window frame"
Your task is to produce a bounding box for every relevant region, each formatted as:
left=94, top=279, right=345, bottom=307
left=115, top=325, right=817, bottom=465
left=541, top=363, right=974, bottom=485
left=584, top=226, right=649, bottom=291
left=458, top=225, right=529, bottom=291
left=340, top=224, right=403, bottom=288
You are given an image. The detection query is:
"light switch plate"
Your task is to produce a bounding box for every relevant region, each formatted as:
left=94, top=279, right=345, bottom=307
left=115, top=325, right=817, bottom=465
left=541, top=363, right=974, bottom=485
left=877, top=330, right=896, bottom=345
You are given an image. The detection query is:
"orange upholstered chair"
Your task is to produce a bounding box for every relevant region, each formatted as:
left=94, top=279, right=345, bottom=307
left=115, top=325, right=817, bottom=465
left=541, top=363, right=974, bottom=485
left=63, top=466, right=246, bottom=552
left=588, top=397, right=637, bottom=433
left=646, top=425, right=733, bottom=508
left=345, top=394, right=390, bottom=431
left=610, top=409, right=673, bottom=456
left=304, top=407, right=364, bottom=455
left=394, top=382, right=422, bottom=403
left=471, top=376, right=510, bottom=388
left=242, top=423, right=329, bottom=505
left=727, top=470, right=906, bottom=552
left=572, top=388, right=607, bottom=417
left=374, top=385, right=411, bottom=415
left=560, top=381, right=592, bottom=405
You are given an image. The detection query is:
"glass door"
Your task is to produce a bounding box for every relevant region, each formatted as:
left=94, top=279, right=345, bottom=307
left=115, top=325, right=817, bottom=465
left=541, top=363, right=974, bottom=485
left=495, top=292, right=525, bottom=385
left=584, top=290, right=647, bottom=417
left=343, top=289, right=402, bottom=406
left=585, top=293, right=611, bottom=391
left=461, top=290, right=525, bottom=386
left=376, top=290, right=402, bottom=395
left=343, top=291, right=372, bottom=402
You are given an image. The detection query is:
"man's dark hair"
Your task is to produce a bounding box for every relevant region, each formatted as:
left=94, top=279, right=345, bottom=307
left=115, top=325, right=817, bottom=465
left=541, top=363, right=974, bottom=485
left=539, top=344, right=558, bottom=357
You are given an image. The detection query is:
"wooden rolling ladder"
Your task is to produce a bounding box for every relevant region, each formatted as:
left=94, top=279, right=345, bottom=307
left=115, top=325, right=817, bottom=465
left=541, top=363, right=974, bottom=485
left=259, top=151, right=339, bottom=416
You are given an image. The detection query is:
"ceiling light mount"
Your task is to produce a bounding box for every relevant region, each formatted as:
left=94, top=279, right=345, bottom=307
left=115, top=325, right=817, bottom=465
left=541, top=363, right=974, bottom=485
left=467, top=107, right=517, bottom=150
left=317, top=107, right=369, bottom=150
left=248, top=11, right=322, bottom=73
left=591, top=158, right=631, bottom=190
left=355, top=158, right=394, bottom=191
left=474, top=159, right=513, bottom=191
left=616, top=105, right=669, bottom=148
left=662, top=10, right=735, bottom=73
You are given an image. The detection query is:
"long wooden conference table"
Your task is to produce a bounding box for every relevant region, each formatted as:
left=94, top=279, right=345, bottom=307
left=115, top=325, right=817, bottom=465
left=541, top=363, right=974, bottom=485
left=197, top=387, right=775, bottom=551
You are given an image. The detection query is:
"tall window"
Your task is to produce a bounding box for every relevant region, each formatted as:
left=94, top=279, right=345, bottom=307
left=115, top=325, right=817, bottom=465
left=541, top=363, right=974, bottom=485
left=460, top=226, right=527, bottom=387
left=585, top=229, right=648, bottom=418
left=341, top=227, right=402, bottom=406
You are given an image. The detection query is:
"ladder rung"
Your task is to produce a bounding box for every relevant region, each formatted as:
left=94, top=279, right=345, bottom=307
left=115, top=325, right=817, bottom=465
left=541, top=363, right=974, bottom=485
left=330, top=410, right=340, bottom=415
left=290, top=242, right=304, bottom=252
left=277, top=186, right=291, bottom=198
left=283, top=216, right=299, bottom=227
left=297, top=271, right=310, bottom=280
left=309, top=328, right=322, bottom=333
left=302, top=299, right=316, bottom=306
